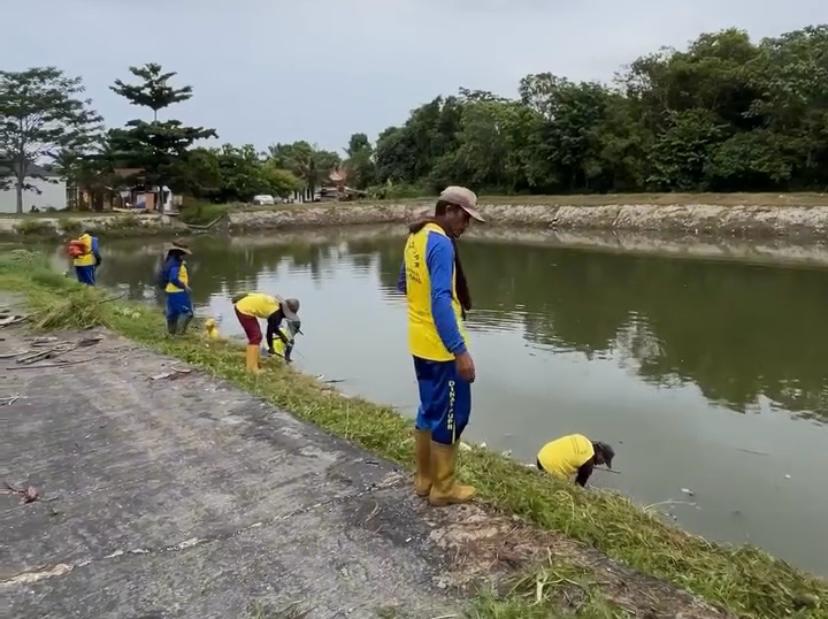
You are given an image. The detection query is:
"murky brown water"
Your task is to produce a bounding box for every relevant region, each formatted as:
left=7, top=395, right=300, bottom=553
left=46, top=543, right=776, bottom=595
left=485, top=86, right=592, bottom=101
left=55, top=227, right=828, bottom=574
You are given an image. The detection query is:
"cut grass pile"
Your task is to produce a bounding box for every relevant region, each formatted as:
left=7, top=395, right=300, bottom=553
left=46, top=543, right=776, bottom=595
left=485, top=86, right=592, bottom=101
left=0, top=250, right=825, bottom=618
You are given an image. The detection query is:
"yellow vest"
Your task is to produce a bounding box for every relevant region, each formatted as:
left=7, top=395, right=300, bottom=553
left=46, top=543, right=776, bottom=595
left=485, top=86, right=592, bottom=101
left=73, top=233, right=95, bottom=267
left=272, top=323, right=296, bottom=357
left=537, top=434, right=594, bottom=480
left=165, top=261, right=189, bottom=293
left=235, top=293, right=280, bottom=318
left=403, top=223, right=467, bottom=361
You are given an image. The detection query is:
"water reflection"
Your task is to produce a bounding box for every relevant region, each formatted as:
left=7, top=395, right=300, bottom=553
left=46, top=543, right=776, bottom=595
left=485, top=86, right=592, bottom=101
left=382, top=240, right=828, bottom=424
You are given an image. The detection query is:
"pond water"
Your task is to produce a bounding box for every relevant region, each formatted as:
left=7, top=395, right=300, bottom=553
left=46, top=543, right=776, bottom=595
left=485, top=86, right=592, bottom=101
left=53, top=227, right=828, bottom=574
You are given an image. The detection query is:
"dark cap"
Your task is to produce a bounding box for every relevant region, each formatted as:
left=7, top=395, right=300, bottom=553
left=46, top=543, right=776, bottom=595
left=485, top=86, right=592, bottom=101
left=594, top=442, right=615, bottom=468
left=439, top=186, right=485, bottom=223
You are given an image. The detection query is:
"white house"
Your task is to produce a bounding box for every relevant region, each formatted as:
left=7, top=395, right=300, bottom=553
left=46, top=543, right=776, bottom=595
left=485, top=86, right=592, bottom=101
left=0, top=164, right=67, bottom=214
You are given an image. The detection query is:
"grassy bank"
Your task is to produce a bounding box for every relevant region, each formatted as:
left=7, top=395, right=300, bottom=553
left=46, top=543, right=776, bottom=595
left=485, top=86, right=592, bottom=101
left=1, top=251, right=825, bottom=618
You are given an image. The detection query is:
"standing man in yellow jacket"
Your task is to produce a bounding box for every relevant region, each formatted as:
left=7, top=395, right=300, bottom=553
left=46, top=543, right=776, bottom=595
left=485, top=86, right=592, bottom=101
left=536, top=434, right=615, bottom=487
left=397, top=186, right=485, bottom=506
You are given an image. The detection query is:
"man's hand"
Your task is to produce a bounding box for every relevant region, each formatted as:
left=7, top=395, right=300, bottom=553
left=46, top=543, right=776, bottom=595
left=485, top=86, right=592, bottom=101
left=455, top=351, right=476, bottom=383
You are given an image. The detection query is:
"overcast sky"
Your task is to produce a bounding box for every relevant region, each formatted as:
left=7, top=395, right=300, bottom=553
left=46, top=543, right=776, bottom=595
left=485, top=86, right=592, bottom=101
left=3, top=1, right=826, bottom=154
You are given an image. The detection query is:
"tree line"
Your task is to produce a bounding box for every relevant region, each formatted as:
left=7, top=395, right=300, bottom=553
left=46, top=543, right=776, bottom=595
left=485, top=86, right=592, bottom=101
left=0, top=63, right=344, bottom=213
left=1, top=25, right=826, bottom=213
left=371, top=26, right=828, bottom=196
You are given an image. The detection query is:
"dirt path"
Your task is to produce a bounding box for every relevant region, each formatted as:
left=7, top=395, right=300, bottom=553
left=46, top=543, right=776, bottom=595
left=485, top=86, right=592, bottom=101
left=0, top=322, right=729, bottom=618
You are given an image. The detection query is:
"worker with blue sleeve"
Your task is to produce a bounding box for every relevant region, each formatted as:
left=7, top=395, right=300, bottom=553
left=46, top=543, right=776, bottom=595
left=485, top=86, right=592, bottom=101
left=71, top=229, right=101, bottom=285
left=398, top=186, right=485, bottom=506
left=162, top=243, right=194, bottom=335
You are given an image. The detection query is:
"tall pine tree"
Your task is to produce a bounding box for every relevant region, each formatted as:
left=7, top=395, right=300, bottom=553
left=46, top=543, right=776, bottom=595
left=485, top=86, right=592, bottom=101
left=109, top=63, right=215, bottom=211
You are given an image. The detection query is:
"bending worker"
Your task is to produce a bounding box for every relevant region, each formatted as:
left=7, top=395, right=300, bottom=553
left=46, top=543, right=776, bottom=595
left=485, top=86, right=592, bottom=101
left=71, top=229, right=101, bottom=286
left=162, top=243, right=194, bottom=335
left=232, top=292, right=300, bottom=374
left=398, top=186, right=485, bottom=506
left=536, top=434, right=615, bottom=487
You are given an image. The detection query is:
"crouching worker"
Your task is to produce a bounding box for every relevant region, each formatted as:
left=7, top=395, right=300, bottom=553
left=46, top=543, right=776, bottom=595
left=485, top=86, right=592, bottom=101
left=162, top=243, right=193, bottom=335
left=232, top=292, right=300, bottom=374
left=69, top=229, right=101, bottom=286
left=536, top=434, right=615, bottom=487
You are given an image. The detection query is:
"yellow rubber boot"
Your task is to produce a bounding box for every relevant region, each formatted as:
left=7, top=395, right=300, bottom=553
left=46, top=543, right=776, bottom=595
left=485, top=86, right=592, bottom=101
left=245, top=345, right=262, bottom=375
left=414, top=429, right=432, bottom=497
left=428, top=441, right=476, bottom=506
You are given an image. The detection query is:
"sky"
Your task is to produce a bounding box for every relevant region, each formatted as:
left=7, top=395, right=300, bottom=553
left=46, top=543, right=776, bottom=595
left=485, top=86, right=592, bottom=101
left=3, top=0, right=826, bottom=154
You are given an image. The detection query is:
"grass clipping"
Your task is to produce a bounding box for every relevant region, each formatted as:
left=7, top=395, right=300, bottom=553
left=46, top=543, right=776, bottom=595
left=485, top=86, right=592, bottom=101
left=1, top=250, right=826, bottom=619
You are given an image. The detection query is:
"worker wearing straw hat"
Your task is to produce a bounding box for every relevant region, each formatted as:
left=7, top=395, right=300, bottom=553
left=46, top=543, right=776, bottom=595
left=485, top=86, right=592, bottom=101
left=398, top=186, right=485, bottom=506
left=232, top=292, right=300, bottom=374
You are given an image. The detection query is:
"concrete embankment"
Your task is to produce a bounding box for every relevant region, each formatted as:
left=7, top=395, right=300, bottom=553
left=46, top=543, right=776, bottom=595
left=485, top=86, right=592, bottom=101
left=228, top=201, right=828, bottom=238
left=0, top=212, right=189, bottom=239
left=4, top=197, right=828, bottom=241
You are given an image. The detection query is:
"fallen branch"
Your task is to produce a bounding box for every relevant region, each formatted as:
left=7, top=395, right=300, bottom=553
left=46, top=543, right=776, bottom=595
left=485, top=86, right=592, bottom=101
left=643, top=500, right=697, bottom=511
left=100, top=293, right=127, bottom=305
left=2, top=482, right=40, bottom=504
left=0, top=315, right=27, bottom=327
left=6, top=356, right=98, bottom=371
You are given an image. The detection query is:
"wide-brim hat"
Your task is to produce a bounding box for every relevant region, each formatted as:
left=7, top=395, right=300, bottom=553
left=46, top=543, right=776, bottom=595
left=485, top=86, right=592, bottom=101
left=165, top=241, right=192, bottom=255
left=439, top=186, right=485, bottom=223
left=281, top=298, right=300, bottom=321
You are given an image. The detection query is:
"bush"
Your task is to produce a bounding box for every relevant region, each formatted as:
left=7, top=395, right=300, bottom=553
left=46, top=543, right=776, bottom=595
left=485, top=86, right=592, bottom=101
left=14, top=219, right=56, bottom=236
left=180, top=202, right=229, bottom=226
left=365, top=182, right=430, bottom=200
left=59, top=219, right=83, bottom=236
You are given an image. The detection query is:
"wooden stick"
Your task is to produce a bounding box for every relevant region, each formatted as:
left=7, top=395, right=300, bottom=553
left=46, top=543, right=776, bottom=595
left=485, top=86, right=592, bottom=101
left=6, top=357, right=97, bottom=371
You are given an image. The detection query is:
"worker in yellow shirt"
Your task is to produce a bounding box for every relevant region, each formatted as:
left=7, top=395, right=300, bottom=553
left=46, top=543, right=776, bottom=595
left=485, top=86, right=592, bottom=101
left=70, top=229, right=101, bottom=286
left=536, top=434, right=615, bottom=487
left=397, top=186, right=485, bottom=506
left=232, top=292, right=300, bottom=374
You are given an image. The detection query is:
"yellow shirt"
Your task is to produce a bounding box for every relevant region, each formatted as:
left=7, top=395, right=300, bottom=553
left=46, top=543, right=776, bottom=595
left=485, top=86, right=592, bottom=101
left=72, top=233, right=95, bottom=267
left=403, top=223, right=467, bottom=361
left=537, top=434, right=595, bottom=480
left=235, top=293, right=280, bottom=318
left=165, top=261, right=189, bottom=293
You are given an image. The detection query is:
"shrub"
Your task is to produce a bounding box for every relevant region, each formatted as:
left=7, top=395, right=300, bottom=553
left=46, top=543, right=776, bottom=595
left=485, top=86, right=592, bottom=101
left=14, top=219, right=56, bottom=236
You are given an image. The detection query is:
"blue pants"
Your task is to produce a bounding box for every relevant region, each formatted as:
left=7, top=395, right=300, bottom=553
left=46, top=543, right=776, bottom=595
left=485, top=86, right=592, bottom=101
left=75, top=265, right=95, bottom=286
left=165, top=291, right=193, bottom=321
left=413, top=356, right=471, bottom=445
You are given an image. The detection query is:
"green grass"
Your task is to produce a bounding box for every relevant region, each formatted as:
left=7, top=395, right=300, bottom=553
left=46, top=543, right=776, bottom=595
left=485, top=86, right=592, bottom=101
left=0, top=250, right=825, bottom=619
left=13, top=219, right=56, bottom=236
left=470, top=560, right=631, bottom=618
left=179, top=201, right=230, bottom=226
